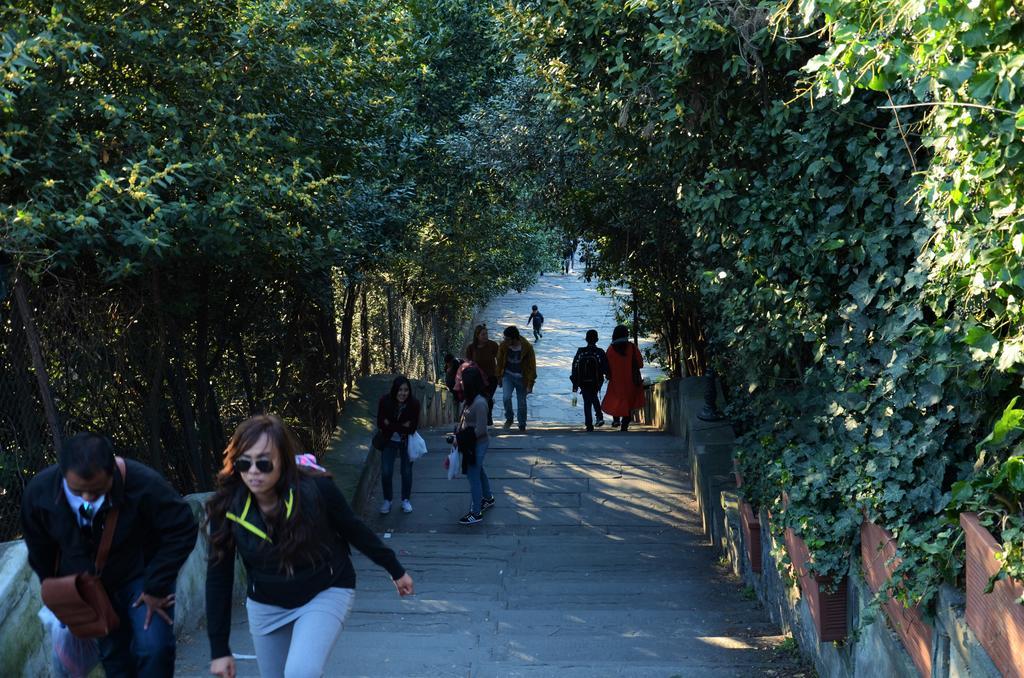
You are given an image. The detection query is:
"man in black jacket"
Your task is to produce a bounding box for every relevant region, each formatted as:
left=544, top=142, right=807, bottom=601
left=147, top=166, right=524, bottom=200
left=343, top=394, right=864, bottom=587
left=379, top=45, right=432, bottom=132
left=21, top=432, right=198, bottom=677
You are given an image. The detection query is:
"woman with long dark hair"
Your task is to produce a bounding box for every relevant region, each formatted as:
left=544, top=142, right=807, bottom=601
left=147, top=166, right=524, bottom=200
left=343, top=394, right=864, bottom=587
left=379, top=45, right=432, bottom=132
left=206, top=415, right=414, bottom=678
left=457, top=367, right=495, bottom=525
left=601, top=325, right=645, bottom=431
left=465, top=324, right=499, bottom=424
left=375, top=376, right=421, bottom=514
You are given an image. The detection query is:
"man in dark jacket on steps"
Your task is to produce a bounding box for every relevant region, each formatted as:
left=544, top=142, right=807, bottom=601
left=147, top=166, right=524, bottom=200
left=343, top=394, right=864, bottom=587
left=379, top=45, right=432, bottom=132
left=21, top=432, right=198, bottom=678
left=571, top=329, right=611, bottom=431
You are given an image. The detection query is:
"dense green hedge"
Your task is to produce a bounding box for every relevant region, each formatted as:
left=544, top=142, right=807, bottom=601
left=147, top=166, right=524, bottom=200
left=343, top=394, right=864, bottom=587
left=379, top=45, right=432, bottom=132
left=502, top=0, right=1024, bottom=611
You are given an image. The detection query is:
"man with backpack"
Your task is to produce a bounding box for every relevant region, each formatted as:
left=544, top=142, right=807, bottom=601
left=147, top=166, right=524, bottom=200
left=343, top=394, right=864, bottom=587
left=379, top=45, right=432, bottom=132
left=527, top=305, right=544, bottom=341
left=571, top=329, right=611, bottom=431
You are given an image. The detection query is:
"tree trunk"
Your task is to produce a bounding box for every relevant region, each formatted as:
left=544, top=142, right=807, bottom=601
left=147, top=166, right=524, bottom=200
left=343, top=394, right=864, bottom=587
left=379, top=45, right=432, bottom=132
left=146, top=273, right=167, bottom=469
left=234, top=334, right=258, bottom=415
left=194, top=276, right=217, bottom=463
left=359, top=288, right=370, bottom=376
left=166, top=367, right=201, bottom=493
left=630, top=286, right=640, bottom=346
left=338, top=282, right=358, bottom=400
left=6, top=303, right=47, bottom=461
left=12, top=275, right=62, bottom=453
left=313, top=271, right=339, bottom=411
left=386, top=285, right=397, bottom=373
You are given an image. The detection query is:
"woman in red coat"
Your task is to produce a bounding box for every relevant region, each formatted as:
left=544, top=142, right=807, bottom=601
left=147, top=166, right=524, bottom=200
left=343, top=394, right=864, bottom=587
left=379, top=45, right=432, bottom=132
left=601, top=325, right=645, bottom=431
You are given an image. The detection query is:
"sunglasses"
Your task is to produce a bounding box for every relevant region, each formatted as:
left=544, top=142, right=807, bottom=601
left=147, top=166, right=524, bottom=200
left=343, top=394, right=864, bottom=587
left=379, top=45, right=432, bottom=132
left=235, top=458, right=274, bottom=474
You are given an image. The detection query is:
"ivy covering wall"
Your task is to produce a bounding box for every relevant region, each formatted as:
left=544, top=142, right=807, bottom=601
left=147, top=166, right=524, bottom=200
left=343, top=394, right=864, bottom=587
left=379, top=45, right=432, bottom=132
left=501, top=0, right=1024, bottom=610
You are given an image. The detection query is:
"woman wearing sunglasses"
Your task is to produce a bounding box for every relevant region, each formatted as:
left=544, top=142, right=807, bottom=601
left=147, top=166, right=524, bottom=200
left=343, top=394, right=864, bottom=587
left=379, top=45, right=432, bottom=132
left=205, top=414, right=414, bottom=678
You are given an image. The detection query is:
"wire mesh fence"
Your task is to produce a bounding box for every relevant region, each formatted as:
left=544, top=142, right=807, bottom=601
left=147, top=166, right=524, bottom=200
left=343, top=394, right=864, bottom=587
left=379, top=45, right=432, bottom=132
left=0, top=266, right=460, bottom=542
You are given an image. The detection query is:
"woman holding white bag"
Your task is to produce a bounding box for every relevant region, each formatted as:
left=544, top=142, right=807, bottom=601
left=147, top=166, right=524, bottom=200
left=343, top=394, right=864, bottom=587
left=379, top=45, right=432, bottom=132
left=375, top=376, right=421, bottom=514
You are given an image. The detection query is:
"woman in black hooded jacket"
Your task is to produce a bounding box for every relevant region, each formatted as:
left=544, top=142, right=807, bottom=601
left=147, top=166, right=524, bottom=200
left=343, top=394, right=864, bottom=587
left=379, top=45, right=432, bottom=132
left=206, top=414, right=413, bottom=678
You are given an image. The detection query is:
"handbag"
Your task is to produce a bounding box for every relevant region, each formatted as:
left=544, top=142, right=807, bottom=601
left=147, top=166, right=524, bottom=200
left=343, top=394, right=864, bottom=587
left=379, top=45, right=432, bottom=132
left=407, top=432, right=428, bottom=461
left=631, top=346, right=643, bottom=387
left=371, top=429, right=388, bottom=451
left=40, top=457, right=126, bottom=639
left=446, top=447, right=462, bottom=480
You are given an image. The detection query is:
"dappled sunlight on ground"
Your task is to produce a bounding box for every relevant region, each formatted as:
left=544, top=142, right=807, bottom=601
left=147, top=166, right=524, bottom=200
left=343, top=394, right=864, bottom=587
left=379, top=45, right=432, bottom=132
left=176, top=271, right=801, bottom=676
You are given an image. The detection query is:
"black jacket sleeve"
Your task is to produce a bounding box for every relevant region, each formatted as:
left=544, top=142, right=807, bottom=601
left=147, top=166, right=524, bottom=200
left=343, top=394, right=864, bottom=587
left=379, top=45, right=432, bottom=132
left=205, top=519, right=236, bottom=660
left=139, top=465, right=199, bottom=597
left=316, top=478, right=405, bottom=580
left=20, top=476, right=58, bottom=581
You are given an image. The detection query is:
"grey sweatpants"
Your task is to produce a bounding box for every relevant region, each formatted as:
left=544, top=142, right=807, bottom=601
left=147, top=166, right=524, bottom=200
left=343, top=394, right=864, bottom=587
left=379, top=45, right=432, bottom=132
left=247, top=589, right=355, bottom=678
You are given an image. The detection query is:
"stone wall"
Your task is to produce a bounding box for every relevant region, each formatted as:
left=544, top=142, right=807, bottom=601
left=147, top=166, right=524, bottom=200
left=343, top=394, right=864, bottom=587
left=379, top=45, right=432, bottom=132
left=0, top=375, right=452, bottom=677
left=642, top=376, right=1006, bottom=678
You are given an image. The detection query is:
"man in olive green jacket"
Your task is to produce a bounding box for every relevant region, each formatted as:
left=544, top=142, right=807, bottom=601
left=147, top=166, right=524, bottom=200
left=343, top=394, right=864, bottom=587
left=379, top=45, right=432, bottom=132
left=495, top=326, right=537, bottom=431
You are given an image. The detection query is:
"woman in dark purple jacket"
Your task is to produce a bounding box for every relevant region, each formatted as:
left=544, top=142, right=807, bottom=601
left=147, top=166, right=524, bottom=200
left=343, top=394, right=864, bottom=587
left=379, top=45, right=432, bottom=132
left=375, top=376, right=421, bottom=514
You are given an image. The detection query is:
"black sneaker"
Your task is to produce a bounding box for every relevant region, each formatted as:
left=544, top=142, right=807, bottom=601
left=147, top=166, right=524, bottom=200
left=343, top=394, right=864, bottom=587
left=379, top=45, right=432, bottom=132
left=595, top=419, right=605, bottom=428
left=518, top=424, right=526, bottom=432
left=481, top=496, right=496, bottom=512
left=586, top=425, right=594, bottom=432
left=458, top=511, right=483, bottom=526
left=503, top=420, right=513, bottom=430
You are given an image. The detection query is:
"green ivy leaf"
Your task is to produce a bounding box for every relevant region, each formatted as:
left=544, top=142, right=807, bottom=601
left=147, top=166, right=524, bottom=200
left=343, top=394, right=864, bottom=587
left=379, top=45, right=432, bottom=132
left=976, top=397, right=1024, bottom=453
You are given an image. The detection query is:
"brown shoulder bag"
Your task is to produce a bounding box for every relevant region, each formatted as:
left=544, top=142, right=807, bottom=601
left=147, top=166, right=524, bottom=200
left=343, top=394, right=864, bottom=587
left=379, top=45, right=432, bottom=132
left=40, top=457, right=126, bottom=639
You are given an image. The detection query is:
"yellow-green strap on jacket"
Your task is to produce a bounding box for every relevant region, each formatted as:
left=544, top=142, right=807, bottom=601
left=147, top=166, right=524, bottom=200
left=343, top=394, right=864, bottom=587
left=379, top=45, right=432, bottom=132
left=225, top=488, right=294, bottom=542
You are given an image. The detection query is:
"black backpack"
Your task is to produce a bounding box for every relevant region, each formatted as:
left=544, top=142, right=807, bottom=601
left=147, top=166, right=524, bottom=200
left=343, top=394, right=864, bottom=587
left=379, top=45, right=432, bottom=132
left=577, top=350, right=601, bottom=387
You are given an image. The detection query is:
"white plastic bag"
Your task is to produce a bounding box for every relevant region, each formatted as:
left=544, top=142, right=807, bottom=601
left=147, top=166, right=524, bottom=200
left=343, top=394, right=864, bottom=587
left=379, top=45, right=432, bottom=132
left=407, top=432, right=428, bottom=461
left=39, top=605, right=100, bottom=678
left=445, top=447, right=462, bottom=480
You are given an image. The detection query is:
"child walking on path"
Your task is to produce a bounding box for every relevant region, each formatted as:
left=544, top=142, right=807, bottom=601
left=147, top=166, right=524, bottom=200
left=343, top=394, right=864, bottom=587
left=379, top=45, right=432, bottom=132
left=526, top=305, right=544, bottom=341
left=571, top=329, right=610, bottom=431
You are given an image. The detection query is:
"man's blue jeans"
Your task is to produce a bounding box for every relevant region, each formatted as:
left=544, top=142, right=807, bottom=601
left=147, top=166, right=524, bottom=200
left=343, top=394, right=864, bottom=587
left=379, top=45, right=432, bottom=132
left=97, top=577, right=176, bottom=678
left=502, top=373, right=528, bottom=426
left=380, top=439, right=412, bottom=501
left=466, top=437, right=492, bottom=513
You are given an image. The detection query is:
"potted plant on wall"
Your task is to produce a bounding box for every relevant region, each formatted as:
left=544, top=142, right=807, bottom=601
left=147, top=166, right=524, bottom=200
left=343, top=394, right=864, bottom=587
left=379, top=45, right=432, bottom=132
left=860, top=517, right=934, bottom=678
left=952, top=451, right=1024, bottom=678
left=735, top=435, right=784, bottom=575
left=777, top=439, right=859, bottom=644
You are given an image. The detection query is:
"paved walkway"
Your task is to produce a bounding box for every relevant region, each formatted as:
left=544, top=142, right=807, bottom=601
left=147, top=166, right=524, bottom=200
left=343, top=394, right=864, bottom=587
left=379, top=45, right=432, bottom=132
left=175, top=271, right=800, bottom=677
left=478, top=271, right=663, bottom=425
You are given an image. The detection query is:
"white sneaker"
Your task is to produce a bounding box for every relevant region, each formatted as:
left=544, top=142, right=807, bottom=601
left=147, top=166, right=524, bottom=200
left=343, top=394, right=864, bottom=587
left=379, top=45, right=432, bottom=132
left=379, top=500, right=392, bottom=514
left=401, top=499, right=413, bottom=513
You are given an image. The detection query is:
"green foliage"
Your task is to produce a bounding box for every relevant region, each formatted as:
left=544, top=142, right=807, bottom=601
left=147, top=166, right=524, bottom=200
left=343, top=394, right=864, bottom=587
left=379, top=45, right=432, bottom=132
left=953, top=400, right=1024, bottom=596
left=0, top=0, right=560, bottom=506
left=500, top=0, right=1024, bottom=612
